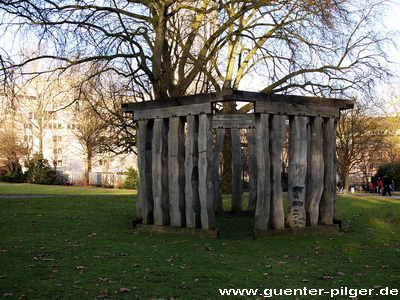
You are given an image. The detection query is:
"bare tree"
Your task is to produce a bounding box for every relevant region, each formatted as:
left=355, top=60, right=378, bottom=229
left=68, top=81, right=109, bottom=186
left=0, top=0, right=393, bottom=100
left=336, top=103, right=387, bottom=190
left=0, top=0, right=394, bottom=193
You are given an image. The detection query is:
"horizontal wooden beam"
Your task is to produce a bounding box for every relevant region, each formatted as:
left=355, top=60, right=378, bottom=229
left=132, top=103, right=212, bottom=121
left=212, top=114, right=255, bottom=128
left=255, top=101, right=340, bottom=118
left=122, top=90, right=354, bottom=117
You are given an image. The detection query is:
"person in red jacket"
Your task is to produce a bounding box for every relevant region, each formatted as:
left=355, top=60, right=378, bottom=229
left=368, top=182, right=374, bottom=193
left=377, top=177, right=383, bottom=194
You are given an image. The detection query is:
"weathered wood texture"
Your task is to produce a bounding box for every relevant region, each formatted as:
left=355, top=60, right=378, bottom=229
left=136, top=120, right=145, bottom=222
left=212, top=114, right=255, bottom=129
left=213, top=128, right=224, bottom=212
left=254, top=114, right=271, bottom=230
left=185, top=115, right=201, bottom=229
left=152, top=119, right=170, bottom=226
left=320, top=118, right=337, bottom=225
left=168, top=117, right=185, bottom=227
left=269, top=115, right=286, bottom=229
left=122, top=90, right=354, bottom=114
left=231, top=128, right=242, bottom=212
left=286, top=116, right=307, bottom=228
left=306, top=117, right=324, bottom=226
left=247, top=128, right=257, bottom=212
left=198, top=114, right=215, bottom=229
left=123, top=90, right=353, bottom=236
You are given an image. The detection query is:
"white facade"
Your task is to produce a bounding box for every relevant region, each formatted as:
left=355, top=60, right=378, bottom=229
left=0, top=91, right=136, bottom=186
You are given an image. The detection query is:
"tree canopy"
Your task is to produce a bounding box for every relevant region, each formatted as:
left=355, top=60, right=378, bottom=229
left=0, top=0, right=393, bottom=100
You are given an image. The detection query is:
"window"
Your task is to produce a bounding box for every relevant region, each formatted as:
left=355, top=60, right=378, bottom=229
left=53, top=136, right=62, bottom=143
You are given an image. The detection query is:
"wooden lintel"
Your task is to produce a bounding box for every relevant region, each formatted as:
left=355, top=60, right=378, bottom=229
left=255, top=102, right=340, bottom=118
left=212, top=114, right=255, bottom=128
left=122, top=90, right=354, bottom=116
left=133, top=103, right=212, bottom=121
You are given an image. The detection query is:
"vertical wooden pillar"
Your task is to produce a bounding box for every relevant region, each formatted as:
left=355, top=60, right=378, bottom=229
left=269, top=115, right=286, bottom=229
left=168, top=117, right=185, bottom=227
left=198, top=114, right=215, bottom=229
left=254, top=114, right=271, bottom=230
left=138, top=119, right=154, bottom=224
left=286, top=116, right=307, bottom=228
left=185, top=115, right=201, bottom=228
left=136, top=120, right=145, bottom=222
left=247, top=128, right=257, bottom=212
left=306, top=117, right=324, bottom=226
left=152, top=118, right=170, bottom=226
left=320, top=117, right=336, bottom=225
left=213, top=128, right=224, bottom=212
left=231, top=128, right=242, bottom=212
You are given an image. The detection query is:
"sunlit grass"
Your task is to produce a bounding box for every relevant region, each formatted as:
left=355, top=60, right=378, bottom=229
left=0, top=182, right=136, bottom=195
left=0, top=191, right=399, bottom=299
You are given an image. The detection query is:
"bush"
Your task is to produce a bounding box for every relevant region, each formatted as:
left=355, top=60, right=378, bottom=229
left=25, top=155, right=58, bottom=185
left=373, top=162, right=400, bottom=191
left=121, top=167, right=138, bottom=190
left=0, top=168, right=26, bottom=183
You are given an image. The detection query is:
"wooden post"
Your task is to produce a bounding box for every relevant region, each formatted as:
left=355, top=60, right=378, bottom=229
left=168, top=117, right=185, bottom=227
left=231, top=128, right=242, bottom=212
left=269, top=115, right=286, bottom=229
left=320, top=118, right=336, bottom=225
left=136, top=120, right=145, bottom=222
left=247, top=128, right=257, bottom=212
left=306, top=117, right=324, bottom=226
left=152, top=119, right=170, bottom=226
left=254, top=114, right=271, bottom=230
left=213, top=128, right=224, bottom=212
left=185, top=115, right=201, bottom=228
left=138, top=119, right=154, bottom=224
left=198, top=114, right=215, bottom=229
left=286, top=116, right=307, bottom=228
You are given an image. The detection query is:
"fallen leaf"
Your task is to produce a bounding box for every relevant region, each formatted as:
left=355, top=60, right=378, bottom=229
left=362, top=265, right=372, bottom=269
left=119, top=288, right=130, bottom=292
left=336, top=272, right=346, bottom=276
left=319, top=276, right=333, bottom=280
left=87, top=233, right=97, bottom=238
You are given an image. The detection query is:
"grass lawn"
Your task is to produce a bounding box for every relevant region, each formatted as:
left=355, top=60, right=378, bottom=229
left=0, top=183, right=136, bottom=196
left=0, top=186, right=399, bottom=299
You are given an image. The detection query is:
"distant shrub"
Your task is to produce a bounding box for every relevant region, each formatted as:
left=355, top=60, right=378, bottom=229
left=121, top=167, right=138, bottom=190
left=0, top=168, right=26, bottom=183
left=25, top=155, right=58, bottom=185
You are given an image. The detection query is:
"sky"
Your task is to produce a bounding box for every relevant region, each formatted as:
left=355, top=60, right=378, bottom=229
left=384, top=1, right=400, bottom=72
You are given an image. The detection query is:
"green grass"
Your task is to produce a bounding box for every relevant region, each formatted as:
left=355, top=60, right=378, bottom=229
left=0, top=183, right=136, bottom=195
left=0, top=188, right=399, bottom=299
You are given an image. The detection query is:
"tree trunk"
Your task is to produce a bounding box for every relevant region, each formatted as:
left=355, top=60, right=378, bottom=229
left=220, top=101, right=237, bottom=194
left=343, top=165, right=350, bottom=192
left=84, top=149, right=92, bottom=186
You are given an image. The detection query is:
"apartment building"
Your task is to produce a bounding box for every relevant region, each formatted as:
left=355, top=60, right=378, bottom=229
left=0, top=91, right=136, bottom=186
